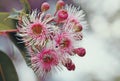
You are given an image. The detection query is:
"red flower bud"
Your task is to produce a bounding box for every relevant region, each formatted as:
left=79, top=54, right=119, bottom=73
left=71, top=64, right=75, bottom=70
left=73, top=48, right=86, bottom=57
left=41, top=2, right=50, bottom=12
left=56, top=0, right=65, bottom=10
left=62, top=58, right=75, bottom=71
left=66, top=63, right=75, bottom=71
left=57, top=9, right=68, bottom=21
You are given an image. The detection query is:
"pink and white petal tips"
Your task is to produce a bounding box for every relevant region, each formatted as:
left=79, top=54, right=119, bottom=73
left=65, top=4, right=88, bottom=28
left=30, top=49, right=60, bottom=78
left=60, top=4, right=88, bottom=41
left=17, top=10, right=54, bottom=47
left=63, top=5, right=87, bottom=35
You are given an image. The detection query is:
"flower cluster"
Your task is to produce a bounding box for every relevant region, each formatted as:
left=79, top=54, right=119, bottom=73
left=17, top=0, right=87, bottom=78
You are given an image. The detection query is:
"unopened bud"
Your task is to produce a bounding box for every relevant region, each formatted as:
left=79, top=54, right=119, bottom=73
left=73, top=48, right=86, bottom=57
left=66, top=63, right=75, bottom=71
left=62, top=58, right=75, bottom=71
left=56, top=0, right=65, bottom=10
left=41, top=2, right=50, bottom=12
left=57, top=9, right=68, bottom=21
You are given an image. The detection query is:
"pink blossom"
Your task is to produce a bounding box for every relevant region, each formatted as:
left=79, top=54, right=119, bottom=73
left=62, top=19, right=83, bottom=40
left=61, top=4, right=88, bottom=40
left=65, top=4, right=87, bottom=28
left=17, top=10, right=54, bottom=47
left=55, top=32, right=73, bottom=54
left=39, top=49, right=59, bottom=71
left=30, top=49, right=59, bottom=78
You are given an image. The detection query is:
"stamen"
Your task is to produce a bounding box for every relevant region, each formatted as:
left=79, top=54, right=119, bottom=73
left=60, top=39, right=70, bottom=48
left=31, top=23, right=43, bottom=35
left=43, top=54, right=54, bottom=63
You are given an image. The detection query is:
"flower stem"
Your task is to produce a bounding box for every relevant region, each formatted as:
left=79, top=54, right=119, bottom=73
left=0, top=29, right=18, bottom=35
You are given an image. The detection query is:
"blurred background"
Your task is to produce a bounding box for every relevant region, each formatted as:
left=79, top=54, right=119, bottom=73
left=0, top=0, right=120, bottom=81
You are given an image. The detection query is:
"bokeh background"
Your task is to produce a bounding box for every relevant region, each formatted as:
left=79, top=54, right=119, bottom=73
left=0, top=0, right=120, bottom=81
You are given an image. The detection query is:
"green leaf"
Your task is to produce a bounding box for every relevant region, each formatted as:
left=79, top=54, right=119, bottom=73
left=0, top=51, right=19, bottom=81
left=20, top=0, right=31, bottom=14
left=8, top=9, right=22, bottom=20
left=8, top=9, right=28, bottom=20
left=0, top=12, right=16, bottom=31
